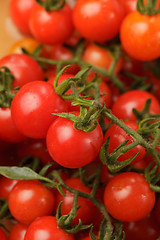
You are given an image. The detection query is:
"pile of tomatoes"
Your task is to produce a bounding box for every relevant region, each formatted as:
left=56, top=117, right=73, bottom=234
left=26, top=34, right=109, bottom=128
left=1, top=0, right=160, bottom=239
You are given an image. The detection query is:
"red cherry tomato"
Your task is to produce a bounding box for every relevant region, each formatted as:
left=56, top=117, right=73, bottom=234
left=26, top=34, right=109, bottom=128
left=0, top=107, right=26, bottom=143
left=103, top=120, right=146, bottom=164
left=73, top=0, right=125, bottom=43
left=111, top=90, right=160, bottom=121
left=123, top=211, right=160, bottom=240
left=9, top=0, right=36, bottom=35
left=0, top=177, right=19, bottom=200
left=24, top=216, right=74, bottom=240
left=0, top=54, right=44, bottom=88
left=46, top=114, right=103, bottom=168
left=16, top=138, right=54, bottom=165
left=29, top=3, right=74, bottom=45
left=8, top=180, right=55, bottom=224
left=56, top=177, right=96, bottom=225
left=9, top=222, right=28, bottom=240
left=11, top=81, right=68, bottom=139
left=0, top=227, right=8, bottom=240
left=119, top=0, right=138, bottom=14
left=120, top=11, right=160, bottom=61
left=82, top=43, right=123, bottom=75
left=104, top=172, right=155, bottom=222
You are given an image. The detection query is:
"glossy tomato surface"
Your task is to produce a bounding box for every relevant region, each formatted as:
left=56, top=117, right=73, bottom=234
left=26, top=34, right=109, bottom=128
left=104, top=172, right=155, bottom=222
left=46, top=115, right=103, bottom=168
left=8, top=180, right=55, bottom=224
left=11, top=81, right=68, bottom=139
left=120, top=11, right=160, bottom=61
left=73, top=0, right=125, bottom=42
left=24, top=216, right=74, bottom=240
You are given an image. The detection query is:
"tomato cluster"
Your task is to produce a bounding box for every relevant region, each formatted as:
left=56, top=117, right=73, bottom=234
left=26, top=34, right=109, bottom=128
left=1, top=0, right=160, bottom=239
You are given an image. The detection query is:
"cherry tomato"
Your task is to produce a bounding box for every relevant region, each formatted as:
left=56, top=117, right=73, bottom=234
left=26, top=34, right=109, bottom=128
left=29, top=3, right=74, bottom=45
left=8, top=37, right=49, bottom=57
left=9, top=222, right=28, bottom=240
left=16, top=138, right=55, bottom=165
left=9, top=0, right=36, bottom=35
left=103, top=120, right=146, bottom=164
left=104, top=172, right=155, bottom=222
left=49, top=44, right=73, bottom=61
left=56, top=177, right=96, bottom=225
left=46, top=114, right=103, bottom=168
left=82, top=44, right=123, bottom=75
left=0, top=54, right=44, bottom=88
left=0, top=107, right=26, bottom=143
left=24, top=216, right=74, bottom=240
left=123, top=211, right=160, bottom=240
left=119, top=0, right=138, bottom=14
left=0, top=177, right=19, bottom=200
left=8, top=180, right=55, bottom=224
left=73, top=0, right=125, bottom=43
left=11, top=81, right=68, bottom=139
left=120, top=11, right=160, bottom=61
left=0, top=227, right=8, bottom=240
left=111, top=90, right=160, bottom=121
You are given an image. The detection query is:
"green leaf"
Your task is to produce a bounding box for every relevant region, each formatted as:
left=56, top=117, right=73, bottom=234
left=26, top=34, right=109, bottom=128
left=0, top=166, right=53, bottom=184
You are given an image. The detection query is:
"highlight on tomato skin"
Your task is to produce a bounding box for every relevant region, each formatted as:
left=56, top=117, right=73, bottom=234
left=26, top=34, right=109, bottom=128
left=72, top=0, right=125, bottom=43
left=46, top=112, right=104, bottom=169
left=24, top=216, right=74, bottom=240
left=11, top=81, right=68, bottom=139
left=103, top=172, right=156, bottom=222
left=8, top=180, right=56, bottom=225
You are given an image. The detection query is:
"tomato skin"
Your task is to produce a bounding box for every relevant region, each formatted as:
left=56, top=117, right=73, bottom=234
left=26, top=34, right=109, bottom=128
left=16, top=138, right=54, bottom=165
left=120, top=11, right=160, bottom=61
left=111, top=90, right=160, bottom=121
left=0, top=54, right=44, bottom=88
left=123, top=212, right=160, bottom=240
left=29, top=3, right=74, bottom=45
left=9, top=0, right=36, bottom=35
left=9, top=222, right=28, bottom=240
left=82, top=44, right=123, bottom=74
left=56, top=178, right=95, bottom=225
left=24, top=216, right=74, bottom=240
left=8, top=180, right=55, bottom=224
left=73, top=0, right=125, bottom=43
left=0, top=227, right=8, bottom=240
left=11, top=81, right=68, bottom=139
left=104, top=172, right=155, bottom=222
left=8, top=38, right=49, bottom=58
left=0, top=107, right=26, bottom=143
left=0, top=177, right=19, bottom=200
left=46, top=115, right=103, bottom=168
left=103, top=120, right=146, bottom=164
left=119, top=0, right=137, bottom=14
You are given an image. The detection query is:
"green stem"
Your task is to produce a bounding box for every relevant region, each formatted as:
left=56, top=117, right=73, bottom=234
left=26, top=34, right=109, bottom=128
left=34, top=56, right=126, bottom=93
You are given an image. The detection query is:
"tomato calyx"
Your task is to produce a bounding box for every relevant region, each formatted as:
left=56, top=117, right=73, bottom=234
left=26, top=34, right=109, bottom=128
left=36, top=0, right=65, bottom=11
left=144, top=162, right=160, bottom=192
left=0, top=67, right=18, bottom=108
left=52, top=99, right=104, bottom=132
left=56, top=195, right=92, bottom=234
left=137, top=0, right=160, bottom=15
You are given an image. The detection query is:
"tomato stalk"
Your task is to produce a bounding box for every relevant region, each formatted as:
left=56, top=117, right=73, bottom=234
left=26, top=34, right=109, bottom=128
left=34, top=50, right=127, bottom=93
left=36, top=0, right=65, bottom=11
left=0, top=67, right=17, bottom=108
left=137, top=0, right=160, bottom=15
